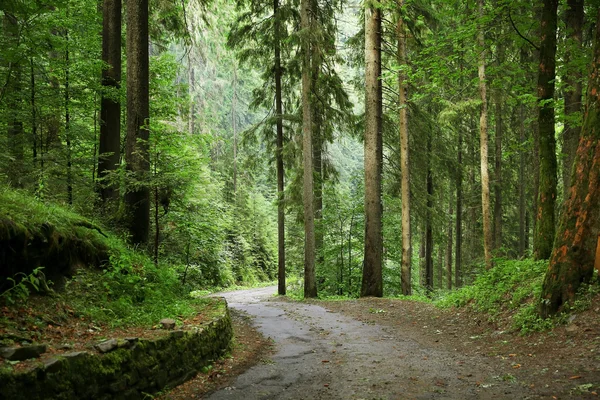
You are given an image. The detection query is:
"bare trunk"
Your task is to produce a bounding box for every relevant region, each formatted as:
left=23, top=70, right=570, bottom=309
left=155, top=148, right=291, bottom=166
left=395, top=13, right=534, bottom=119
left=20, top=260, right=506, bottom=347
left=533, top=0, right=558, bottom=260
left=493, top=86, right=503, bottom=250
left=98, top=0, right=122, bottom=202
left=478, top=0, right=493, bottom=270
left=125, top=0, right=150, bottom=245
left=361, top=3, right=383, bottom=298
left=446, top=198, right=453, bottom=290
left=425, top=136, right=433, bottom=292
left=455, top=127, right=463, bottom=287
left=274, top=0, right=286, bottom=296
left=188, top=56, right=195, bottom=135
left=562, top=0, right=584, bottom=196
left=301, top=0, right=317, bottom=298
left=232, top=64, right=238, bottom=197
left=65, top=30, right=73, bottom=205
left=398, top=3, right=411, bottom=296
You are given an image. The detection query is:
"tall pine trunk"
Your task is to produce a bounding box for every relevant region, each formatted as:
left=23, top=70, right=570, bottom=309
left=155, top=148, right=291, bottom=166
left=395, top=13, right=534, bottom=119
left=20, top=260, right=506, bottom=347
left=562, top=0, right=584, bottom=196
left=361, top=2, right=383, bottom=297
left=425, top=135, right=433, bottom=292
left=125, top=0, right=150, bottom=245
left=274, top=0, right=286, bottom=296
left=540, top=7, right=600, bottom=316
left=301, top=0, right=317, bottom=298
left=397, top=3, right=411, bottom=295
left=478, top=0, right=493, bottom=269
left=533, top=0, right=558, bottom=260
left=98, top=0, right=121, bottom=203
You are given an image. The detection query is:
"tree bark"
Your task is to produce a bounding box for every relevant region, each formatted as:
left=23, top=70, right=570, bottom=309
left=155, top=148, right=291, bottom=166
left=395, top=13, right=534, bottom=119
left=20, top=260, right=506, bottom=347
left=446, top=198, right=453, bottom=290
left=533, top=0, right=558, bottom=260
left=562, top=0, right=584, bottom=197
left=478, top=0, right=493, bottom=270
left=455, top=126, right=463, bottom=287
left=125, top=0, right=150, bottom=245
left=397, top=2, right=411, bottom=296
left=361, top=1, right=383, bottom=297
left=493, top=38, right=504, bottom=250
left=540, top=7, right=600, bottom=316
left=65, top=29, right=73, bottom=205
left=274, top=0, right=286, bottom=296
left=301, top=0, right=317, bottom=298
left=98, top=0, right=122, bottom=203
left=425, top=135, right=433, bottom=292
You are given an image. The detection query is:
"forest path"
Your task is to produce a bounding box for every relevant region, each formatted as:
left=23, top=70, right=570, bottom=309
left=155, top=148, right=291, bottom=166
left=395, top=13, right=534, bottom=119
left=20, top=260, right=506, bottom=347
left=206, top=286, right=534, bottom=400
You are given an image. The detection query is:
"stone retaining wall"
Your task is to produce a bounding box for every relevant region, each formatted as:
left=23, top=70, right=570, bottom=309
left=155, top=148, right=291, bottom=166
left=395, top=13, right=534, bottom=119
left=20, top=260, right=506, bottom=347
left=0, top=301, right=232, bottom=400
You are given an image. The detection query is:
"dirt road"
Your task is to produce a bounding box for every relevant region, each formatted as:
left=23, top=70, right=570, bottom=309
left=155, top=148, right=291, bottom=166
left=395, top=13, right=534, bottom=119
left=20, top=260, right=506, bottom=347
left=207, top=286, right=536, bottom=399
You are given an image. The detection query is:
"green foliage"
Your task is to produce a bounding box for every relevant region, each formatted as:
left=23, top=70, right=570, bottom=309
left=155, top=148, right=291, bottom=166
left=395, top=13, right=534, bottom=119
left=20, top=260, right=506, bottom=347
left=435, top=258, right=558, bottom=334
left=0, top=267, right=47, bottom=305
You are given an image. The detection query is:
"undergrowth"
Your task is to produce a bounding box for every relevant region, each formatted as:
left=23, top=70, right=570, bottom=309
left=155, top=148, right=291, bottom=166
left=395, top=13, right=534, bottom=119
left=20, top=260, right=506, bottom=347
left=0, top=187, right=214, bottom=328
left=435, top=258, right=557, bottom=334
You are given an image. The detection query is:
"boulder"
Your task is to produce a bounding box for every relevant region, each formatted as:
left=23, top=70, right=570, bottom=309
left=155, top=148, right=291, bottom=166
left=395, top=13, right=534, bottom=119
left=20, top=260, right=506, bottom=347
left=95, top=339, right=119, bottom=353
left=159, top=318, right=176, bottom=330
left=0, top=344, right=47, bottom=361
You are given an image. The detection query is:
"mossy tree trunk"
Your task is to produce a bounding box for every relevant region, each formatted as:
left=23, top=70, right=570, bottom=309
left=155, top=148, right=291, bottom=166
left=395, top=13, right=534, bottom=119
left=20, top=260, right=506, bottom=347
left=540, top=7, right=600, bottom=317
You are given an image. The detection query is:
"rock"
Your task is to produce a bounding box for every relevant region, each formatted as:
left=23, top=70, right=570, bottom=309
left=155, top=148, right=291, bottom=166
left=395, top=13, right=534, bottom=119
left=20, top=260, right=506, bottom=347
left=95, top=339, right=119, bottom=353
left=63, top=351, right=88, bottom=360
left=160, top=318, right=177, bottom=330
left=57, top=343, right=73, bottom=350
left=44, top=357, right=63, bottom=373
left=565, top=324, right=579, bottom=335
left=170, top=330, right=184, bottom=339
left=0, top=344, right=47, bottom=361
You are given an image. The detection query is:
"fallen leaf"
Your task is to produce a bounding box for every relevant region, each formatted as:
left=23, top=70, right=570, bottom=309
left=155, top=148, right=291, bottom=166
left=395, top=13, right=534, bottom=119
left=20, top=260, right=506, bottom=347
left=321, top=360, right=329, bottom=363
left=569, top=375, right=582, bottom=380
left=512, top=364, right=521, bottom=369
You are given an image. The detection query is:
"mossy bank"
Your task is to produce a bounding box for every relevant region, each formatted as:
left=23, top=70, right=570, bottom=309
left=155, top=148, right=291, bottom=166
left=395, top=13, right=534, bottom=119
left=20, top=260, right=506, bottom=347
left=0, top=298, right=232, bottom=400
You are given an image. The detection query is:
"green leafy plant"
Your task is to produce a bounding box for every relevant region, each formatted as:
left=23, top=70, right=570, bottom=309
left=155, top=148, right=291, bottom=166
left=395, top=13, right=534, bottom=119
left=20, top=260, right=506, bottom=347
left=0, top=267, right=47, bottom=304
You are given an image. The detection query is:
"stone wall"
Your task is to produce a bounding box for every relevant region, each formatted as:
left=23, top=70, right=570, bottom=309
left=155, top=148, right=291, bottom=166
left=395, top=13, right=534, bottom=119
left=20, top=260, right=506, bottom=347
left=0, top=302, right=232, bottom=400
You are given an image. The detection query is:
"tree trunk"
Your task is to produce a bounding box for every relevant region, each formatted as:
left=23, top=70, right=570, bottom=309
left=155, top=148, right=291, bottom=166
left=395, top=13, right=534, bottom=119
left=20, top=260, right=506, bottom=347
left=361, top=2, right=383, bottom=298
left=533, top=0, right=558, bottom=260
left=397, top=3, right=411, bottom=296
left=562, top=0, right=584, bottom=197
left=98, top=0, right=122, bottom=203
left=478, top=0, right=493, bottom=270
left=301, top=0, right=317, bottom=298
left=455, top=126, right=463, bottom=287
left=519, top=102, right=527, bottom=256
left=446, top=198, right=453, bottom=290
left=31, top=59, right=37, bottom=166
left=65, top=30, right=73, bottom=205
left=125, top=0, right=150, bottom=245
left=540, top=7, right=600, bottom=316
left=274, top=0, right=286, bottom=296
left=312, top=34, right=324, bottom=271
left=188, top=55, right=195, bottom=135
left=232, top=64, right=238, bottom=197
left=425, top=135, right=433, bottom=292
left=493, top=42, right=504, bottom=251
